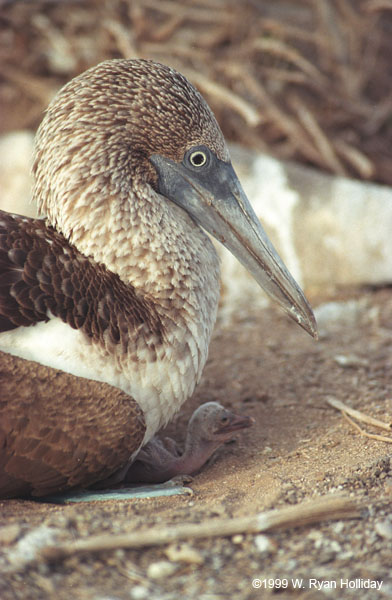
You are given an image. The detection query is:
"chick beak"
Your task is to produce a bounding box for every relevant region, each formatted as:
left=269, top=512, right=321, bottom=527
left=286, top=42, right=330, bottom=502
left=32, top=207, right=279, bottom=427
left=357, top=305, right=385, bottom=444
left=214, top=412, right=255, bottom=436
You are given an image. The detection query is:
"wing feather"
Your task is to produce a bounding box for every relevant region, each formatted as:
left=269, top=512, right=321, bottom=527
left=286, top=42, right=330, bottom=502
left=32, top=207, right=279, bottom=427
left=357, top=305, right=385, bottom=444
left=0, top=210, right=164, bottom=348
left=0, top=351, right=146, bottom=498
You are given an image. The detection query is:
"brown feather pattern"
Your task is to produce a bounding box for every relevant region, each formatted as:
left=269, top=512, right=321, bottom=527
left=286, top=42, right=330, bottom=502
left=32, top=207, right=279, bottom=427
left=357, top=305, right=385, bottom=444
left=0, top=351, right=146, bottom=498
left=0, top=210, right=164, bottom=350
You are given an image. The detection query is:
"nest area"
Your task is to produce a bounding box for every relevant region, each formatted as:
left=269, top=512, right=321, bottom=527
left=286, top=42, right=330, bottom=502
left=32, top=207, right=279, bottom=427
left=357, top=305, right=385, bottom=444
left=0, top=0, right=391, bottom=185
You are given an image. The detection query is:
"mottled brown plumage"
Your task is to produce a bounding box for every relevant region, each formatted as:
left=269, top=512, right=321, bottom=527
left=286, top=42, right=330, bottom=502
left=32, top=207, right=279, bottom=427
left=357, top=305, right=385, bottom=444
left=0, top=351, right=145, bottom=498
left=0, top=211, right=163, bottom=348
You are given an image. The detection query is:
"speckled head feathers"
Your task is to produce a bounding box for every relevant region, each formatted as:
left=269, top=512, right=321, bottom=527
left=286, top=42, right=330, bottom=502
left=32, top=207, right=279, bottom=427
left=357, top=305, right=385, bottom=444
left=188, top=402, right=254, bottom=444
left=33, top=59, right=229, bottom=222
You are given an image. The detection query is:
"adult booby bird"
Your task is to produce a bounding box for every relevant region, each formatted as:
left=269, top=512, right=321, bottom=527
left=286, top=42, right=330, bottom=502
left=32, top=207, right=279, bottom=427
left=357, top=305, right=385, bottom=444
left=0, top=59, right=317, bottom=499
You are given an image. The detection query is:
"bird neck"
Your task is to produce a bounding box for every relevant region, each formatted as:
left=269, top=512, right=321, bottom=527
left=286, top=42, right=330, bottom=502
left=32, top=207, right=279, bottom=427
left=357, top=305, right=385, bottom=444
left=46, top=182, right=221, bottom=330
left=179, top=435, right=221, bottom=474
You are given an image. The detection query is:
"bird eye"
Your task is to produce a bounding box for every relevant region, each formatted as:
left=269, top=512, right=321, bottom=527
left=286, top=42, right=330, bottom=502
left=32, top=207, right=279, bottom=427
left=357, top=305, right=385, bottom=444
left=188, top=149, right=208, bottom=168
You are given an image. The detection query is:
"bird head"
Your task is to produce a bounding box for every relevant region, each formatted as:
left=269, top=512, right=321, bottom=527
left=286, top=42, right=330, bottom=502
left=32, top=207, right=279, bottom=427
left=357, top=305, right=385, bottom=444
left=188, top=401, right=254, bottom=447
left=33, top=59, right=317, bottom=337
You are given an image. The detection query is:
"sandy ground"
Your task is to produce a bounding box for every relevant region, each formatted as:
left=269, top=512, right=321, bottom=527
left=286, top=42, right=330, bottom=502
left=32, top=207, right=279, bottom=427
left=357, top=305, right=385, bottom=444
left=1, top=285, right=392, bottom=599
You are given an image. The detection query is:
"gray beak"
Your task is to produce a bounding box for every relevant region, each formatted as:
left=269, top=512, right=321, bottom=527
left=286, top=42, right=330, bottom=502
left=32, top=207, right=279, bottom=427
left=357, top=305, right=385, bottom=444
left=150, top=152, right=317, bottom=339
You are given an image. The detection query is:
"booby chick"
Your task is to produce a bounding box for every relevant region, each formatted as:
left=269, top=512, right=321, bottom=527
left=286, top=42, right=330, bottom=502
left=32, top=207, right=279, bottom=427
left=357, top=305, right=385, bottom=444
left=124, top=402, right=254, bottom=484
left=0, top=59, right=317, bottom=499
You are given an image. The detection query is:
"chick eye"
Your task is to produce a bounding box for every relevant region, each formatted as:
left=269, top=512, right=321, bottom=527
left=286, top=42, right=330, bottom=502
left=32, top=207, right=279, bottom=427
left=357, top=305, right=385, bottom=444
left=188, top=149, right=208, bottom=168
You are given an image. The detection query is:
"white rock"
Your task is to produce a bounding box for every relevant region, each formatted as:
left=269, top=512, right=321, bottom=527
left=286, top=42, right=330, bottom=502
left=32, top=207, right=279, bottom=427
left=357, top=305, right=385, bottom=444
left=332, top=521, right=344, bottom=534
left=164, top=542, right=203, bottom=564
left=231, top=534, right=244, bottom=544
left=334, top=354, right=369, bottom=368
left=254, top=534, right=275, bottom=554
left=129, top=586, right=150, bottom=600
left=307, top=530, right=323, bottom=542
left=330, top=540, right=342, bottom=553
left=314, top=299, right=367, bottom=330
left=314, top=298, right=377, bottom=339
left=5, top=524, right=58, bottom=570
left=375, top=519, right=392, bottom=540
left=146, top=560, right=178, bottom=580
left=231, top=145, right=392, bottom=290
left=216, top=145, right=392, bottom=319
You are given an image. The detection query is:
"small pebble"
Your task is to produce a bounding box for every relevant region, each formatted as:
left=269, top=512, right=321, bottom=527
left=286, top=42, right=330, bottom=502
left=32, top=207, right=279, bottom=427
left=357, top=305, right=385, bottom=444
left=254, top=534, right=276, bottom=555
left=129, top=586, right=150, bottom=600
left=334, top=354, right=368, bottom=368
left=332, top=522, right=344, bottom=534
left=375, top=519, right=392, bottom=540
left=285, top=558, right=298, bottom=571
left=165, top=543, right=203, bottom=564
left=147, top=560, right=178, bottom=580
left=339, top=551, right=354, bottom=560
left=384, top=478, right=392, bottom=495
left=232, top=534, right=244, bottom=544
left=0, top=524, right=21, bottom=545
left=318, top=550, right=336, bottom=564
left=330, top=540, right=342, bottom=553
left=307, top=530, right=323, bottom=542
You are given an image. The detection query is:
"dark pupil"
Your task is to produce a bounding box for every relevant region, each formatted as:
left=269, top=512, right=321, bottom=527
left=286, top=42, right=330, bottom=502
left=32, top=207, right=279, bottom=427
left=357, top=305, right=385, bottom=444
left=192, top=152, right=205, bottom=166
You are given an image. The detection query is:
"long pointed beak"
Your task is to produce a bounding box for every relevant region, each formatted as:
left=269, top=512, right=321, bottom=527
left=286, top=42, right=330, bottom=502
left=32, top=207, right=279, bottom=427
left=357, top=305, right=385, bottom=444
left=150, top=154, right=318, bottom=338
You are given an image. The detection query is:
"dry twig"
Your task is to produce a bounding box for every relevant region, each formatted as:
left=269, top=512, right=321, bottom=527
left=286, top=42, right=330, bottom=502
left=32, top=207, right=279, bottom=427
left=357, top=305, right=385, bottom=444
left=326, top=397, right=392, bottom=432
left=288, top=94, right=347, bottom=175
left=3, top=494, right=361, bottom=572
left=186, top=70, right=262, bottom=128
left=342, top=412, right=392, bottom=444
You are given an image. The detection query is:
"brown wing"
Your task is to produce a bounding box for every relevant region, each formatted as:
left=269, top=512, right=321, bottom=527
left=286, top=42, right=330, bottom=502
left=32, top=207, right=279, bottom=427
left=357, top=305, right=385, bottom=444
left=0, top=351, right=146, bottom=498
left=0, top=210, right=163, bottom=349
